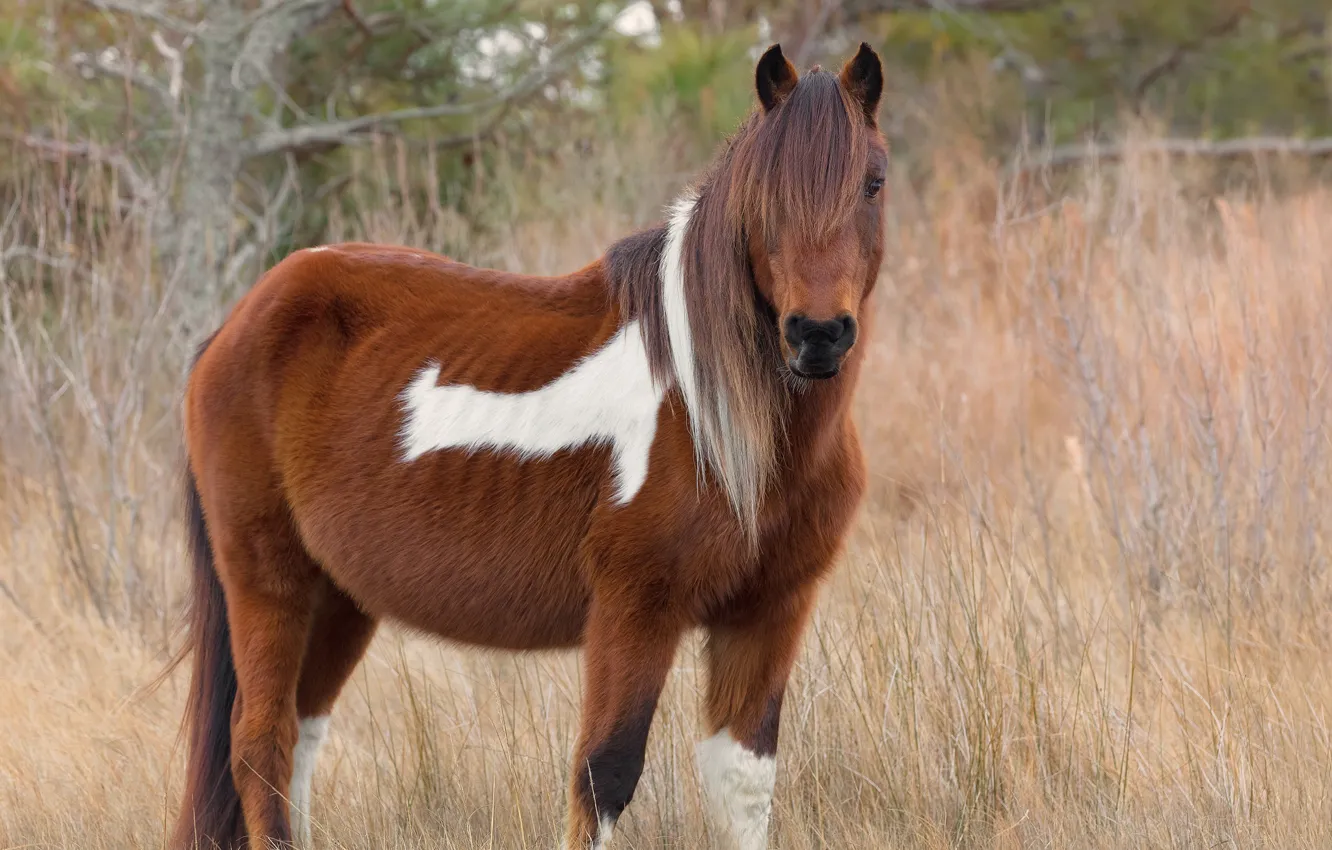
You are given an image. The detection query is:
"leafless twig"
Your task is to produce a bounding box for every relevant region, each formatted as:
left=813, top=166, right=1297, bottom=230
left=8, top=133, right=158, bottom=202
left=1132, top=5, right=1249, bottom=109
left=1010, top=136, right=1332, bottom=177
left=341, top=0, right=374, bottom=38
left=240, top=22, right=606, bottom=158
left=72, top=47, right=178, bottom=110
left=149, top=30, right=188, bottom=103
left=792, top=0, right=842, bottom=68
left=81, top=0, right=197, bottom=33
left=845, top=0, right=1057, bottom=13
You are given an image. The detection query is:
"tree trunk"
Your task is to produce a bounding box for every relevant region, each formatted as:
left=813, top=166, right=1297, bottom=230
left=175, top=4, right=248, bottom=315
left=171, top=0, right=338, bottom=314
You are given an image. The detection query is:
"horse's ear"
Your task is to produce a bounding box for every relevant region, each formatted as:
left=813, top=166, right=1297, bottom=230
left=839, top=42, right=883, bottom=125
left=755, top=44, right=798, bottom=113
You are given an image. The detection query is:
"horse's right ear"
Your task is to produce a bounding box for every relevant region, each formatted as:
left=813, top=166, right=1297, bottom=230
left=755, top=44, right=798, bottom=112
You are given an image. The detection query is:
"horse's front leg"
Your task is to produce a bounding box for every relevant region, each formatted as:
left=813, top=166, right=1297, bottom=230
left=565, top=594, right=684, bottom=849
left=698, top=584, right=818, bottom=850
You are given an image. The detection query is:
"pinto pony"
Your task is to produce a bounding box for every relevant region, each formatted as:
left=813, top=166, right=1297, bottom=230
left=172, top=42, right=886, bottom=850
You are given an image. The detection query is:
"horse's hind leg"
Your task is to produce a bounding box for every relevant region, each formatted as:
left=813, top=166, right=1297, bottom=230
left=565, top=596, right=684, bottom=849
left=212, top=518, right=321, bottom=847
left=288, top=582, right=378, bottom=847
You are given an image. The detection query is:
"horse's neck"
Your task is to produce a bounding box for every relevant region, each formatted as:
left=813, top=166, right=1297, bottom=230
left=778, top=354, right=862, bottom=477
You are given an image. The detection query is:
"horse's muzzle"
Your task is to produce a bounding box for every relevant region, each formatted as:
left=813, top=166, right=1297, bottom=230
left=784, top=312, right=857, bottom=379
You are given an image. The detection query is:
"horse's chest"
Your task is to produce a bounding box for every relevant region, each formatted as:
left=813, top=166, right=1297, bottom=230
left=757, top=456, right=866, bottom=582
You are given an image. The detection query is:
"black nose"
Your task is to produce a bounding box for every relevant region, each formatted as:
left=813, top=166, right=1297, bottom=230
left=784, top=313, right=857, bottom=354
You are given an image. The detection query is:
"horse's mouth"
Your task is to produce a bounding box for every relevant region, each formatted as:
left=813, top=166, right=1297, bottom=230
left=787, top=359, right=841, bottom=380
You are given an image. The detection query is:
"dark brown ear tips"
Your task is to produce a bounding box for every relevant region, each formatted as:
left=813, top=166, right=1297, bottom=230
left=839, top=42, right=883, bottom=125
left=756, top=44, right=799, bottom=113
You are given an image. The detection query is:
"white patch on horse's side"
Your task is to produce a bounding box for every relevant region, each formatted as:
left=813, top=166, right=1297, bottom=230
left=289, top=714, right=329, bottom=847
left=306, top=245, right=330, bottom=252
left=399, top=321, right=667, bottom=504
left=696, top=729, right=777, bottom=850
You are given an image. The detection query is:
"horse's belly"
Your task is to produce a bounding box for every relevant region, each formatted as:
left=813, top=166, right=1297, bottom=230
left=289, top=448, right=604, bottom=651
left=330, top=537, right=591, bottom=649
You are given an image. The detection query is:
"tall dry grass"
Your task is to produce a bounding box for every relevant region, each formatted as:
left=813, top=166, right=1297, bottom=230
left=3, top=131, right=1332, bottom=849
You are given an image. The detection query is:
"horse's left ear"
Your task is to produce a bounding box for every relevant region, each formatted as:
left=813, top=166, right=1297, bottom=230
left=839, top=42, right=883, bottom=126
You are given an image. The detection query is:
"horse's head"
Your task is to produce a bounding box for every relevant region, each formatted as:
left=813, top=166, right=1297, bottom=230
left=734, top=43, right=886, bottom=380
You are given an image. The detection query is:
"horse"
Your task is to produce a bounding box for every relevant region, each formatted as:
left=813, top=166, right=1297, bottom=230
left=170, top=41, right=887, bottom=850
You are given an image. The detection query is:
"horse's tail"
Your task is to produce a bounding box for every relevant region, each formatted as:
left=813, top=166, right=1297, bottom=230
left=170, top=464, right=243, bottom=849
left=170, top=332, right=244, bottom=849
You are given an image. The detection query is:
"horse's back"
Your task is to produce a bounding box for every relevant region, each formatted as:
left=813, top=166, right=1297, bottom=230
left=186, top=243, right=623, bottom=648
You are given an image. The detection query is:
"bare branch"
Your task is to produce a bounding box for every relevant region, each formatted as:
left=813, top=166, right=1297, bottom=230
left=72, top=48, right=178, bottom=110
left=1133, top=5, right=1249, bottom=108
left=341, top=0, right=374, bottom=38
left=791, top=0, right=842, bottom=68
left=886, top=0, right=1047, bottom=83
left=150, top=30, right=187, bottom=103
left=1010, top=136, right=1332, bottom=176
left=9, top=133, right=157, bottom=201
left=232, top=0, right=340, bottom=91
left=81, top=0, right=197, bottom=33
left=0, top=245, right=80, bottom=273
left=241, top=23, right=606, bottom=159
left=845, top=0, right=1058, bottom=13
left=237, top=0, right=339, bottom=31
left=1288, top=42, right=1330, bottom=63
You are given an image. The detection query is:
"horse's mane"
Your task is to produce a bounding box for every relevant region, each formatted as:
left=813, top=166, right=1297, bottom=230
left=606, top=70, right=870, bottom=543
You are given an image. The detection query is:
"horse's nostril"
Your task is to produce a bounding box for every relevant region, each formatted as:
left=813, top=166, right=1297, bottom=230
left=783, top=313, right=808, bottom=348
left=835, top=313, right=857, bottom=347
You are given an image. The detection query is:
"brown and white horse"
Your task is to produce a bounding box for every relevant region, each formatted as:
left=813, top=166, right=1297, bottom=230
left=171, top=42, right=886, bottom=850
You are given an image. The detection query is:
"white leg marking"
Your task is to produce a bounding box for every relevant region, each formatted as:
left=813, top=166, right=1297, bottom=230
left=559, top=815, right=616, bottom=850
left=399, top=320, right=667, bottom=504
left=592, top=815, right=616, bottom=849
left=696, top=730, right=777, bottom=850
left=290, top=715, right=329, bottom=847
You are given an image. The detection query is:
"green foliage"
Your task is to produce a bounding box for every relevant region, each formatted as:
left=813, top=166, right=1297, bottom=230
left=603, top=24, right=757, bottom=146
left=2, top=0, right=1330, bottom=272
left=860, top=1, right=1331, bottom=146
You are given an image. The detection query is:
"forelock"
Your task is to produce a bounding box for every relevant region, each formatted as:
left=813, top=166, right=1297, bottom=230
left=729, top=71, right=870, bottom=244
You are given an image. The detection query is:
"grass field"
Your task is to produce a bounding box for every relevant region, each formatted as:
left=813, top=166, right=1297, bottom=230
left=4, top=135, right=1332, bottom=849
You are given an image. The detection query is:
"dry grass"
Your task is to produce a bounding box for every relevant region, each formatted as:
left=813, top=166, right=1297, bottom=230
left=4, top=132, right=1332, bottom=849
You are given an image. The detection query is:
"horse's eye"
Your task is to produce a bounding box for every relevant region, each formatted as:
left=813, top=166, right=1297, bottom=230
left=865, top=177, right=884, bottom=200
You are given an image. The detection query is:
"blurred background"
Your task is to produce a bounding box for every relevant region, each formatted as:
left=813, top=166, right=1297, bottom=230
left=3, top=1, right=1332, bottom=848
left=4, top=0, right=1330, bottom=305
